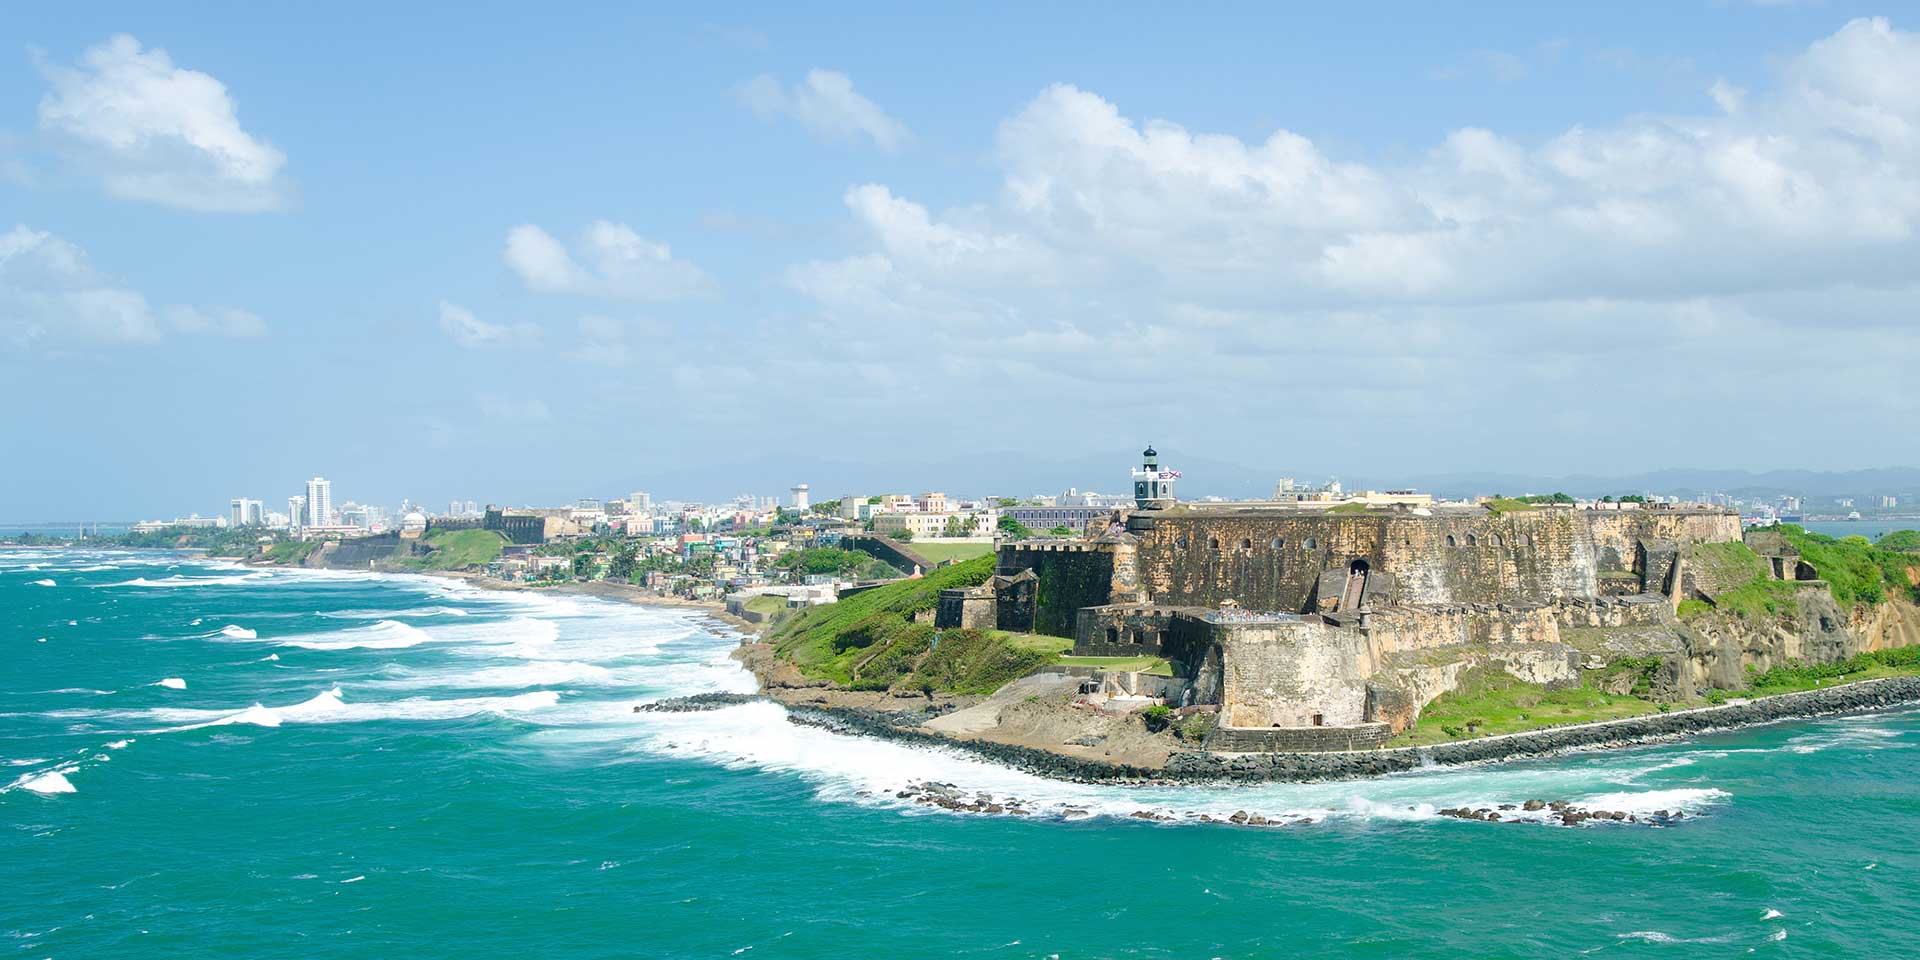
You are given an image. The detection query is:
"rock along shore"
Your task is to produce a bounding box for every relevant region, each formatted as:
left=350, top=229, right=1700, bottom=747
left=772, top=676, right=1920, bottom=784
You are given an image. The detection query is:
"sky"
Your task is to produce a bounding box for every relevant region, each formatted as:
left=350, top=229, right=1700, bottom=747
left=3, top=2, right=1918, bottom=519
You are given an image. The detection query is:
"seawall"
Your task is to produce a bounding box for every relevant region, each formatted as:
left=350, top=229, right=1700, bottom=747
left=783, top=676, right=1920, bottom=784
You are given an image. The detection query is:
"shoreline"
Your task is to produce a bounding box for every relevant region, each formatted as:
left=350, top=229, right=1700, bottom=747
left=762, top=675, right=1920, bottom=785
left=243, top=555, right=1920, bottom=785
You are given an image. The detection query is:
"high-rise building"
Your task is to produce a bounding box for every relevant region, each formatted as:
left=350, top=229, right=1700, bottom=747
left=230, top=497, right=264, bottom=526
left=464, top=500, right=478, bottom=516
left=631, top=491, right=652, bottom=512
left=305, top=477, right=333, bottom=528
left=791, top=483, right=810, bottom=510
left=289, top=495, right=307, bottom=531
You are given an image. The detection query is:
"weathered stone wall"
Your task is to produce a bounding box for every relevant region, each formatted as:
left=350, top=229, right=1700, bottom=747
left=1216, top=620, right=1374, bottom=727
left=999, top=543, right=1115, bottom=638
left=1206, top=722, right=1391, bottom=752
left=1123, top=505, right=1740, bottom=613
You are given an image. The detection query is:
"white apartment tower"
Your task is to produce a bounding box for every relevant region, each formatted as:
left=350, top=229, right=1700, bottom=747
left=289, top=495, right=307, bottom=531
left=230, top=497, right=264, bottom=526
left=790, top=483, right=810, bottom=511
left=306, top=477, right=333, bottom=528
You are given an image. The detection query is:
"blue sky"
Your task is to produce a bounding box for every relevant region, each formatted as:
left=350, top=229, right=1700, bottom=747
left=3, top=2, right=1917, bottom=518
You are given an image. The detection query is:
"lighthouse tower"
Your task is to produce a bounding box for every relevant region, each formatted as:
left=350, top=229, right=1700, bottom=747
left=1131, top=445, right=1178, bottom=510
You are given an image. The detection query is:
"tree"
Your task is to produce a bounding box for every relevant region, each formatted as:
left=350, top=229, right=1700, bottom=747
left=998, top=515, right=1035, bottom=539
left=942, top=516, right=966, bottom=537
left=1047, top=525, right=1075, bottom=537
left=889, top=529, right=915, bottom=542
left=572, top=553, right=597, bottom=579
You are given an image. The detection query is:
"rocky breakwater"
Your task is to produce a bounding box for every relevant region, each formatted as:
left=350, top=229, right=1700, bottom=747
left=1435, top=799, right=1688, bottom=828
left=1169, top=675, right=1920, bottom=782
left=633, top=693, right=767, bottom=713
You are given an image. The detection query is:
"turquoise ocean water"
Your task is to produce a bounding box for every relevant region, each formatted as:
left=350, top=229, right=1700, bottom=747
left=5, top=549, right=1920, bottom=958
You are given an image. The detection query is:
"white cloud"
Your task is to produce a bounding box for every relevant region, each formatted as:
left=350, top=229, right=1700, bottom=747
left=437, top=300, right=538, bottom=348
left=769, top=18, right=1920, bottom=463
left=37, top=35, right=289, bottom=212
left=738, top=69, right=911, bottom=152
left=503, top=222, right=711, bottom=301
left=0, top=224, right=262, bottom=347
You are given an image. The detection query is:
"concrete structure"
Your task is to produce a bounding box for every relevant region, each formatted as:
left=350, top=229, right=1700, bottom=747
left=790, top=484, right=810, bottom=511
left=230, top=497, right=264, bottom=526
left=288, top=495, right=306, bottom=533
left=305, top=477, right=333, bottom=528
left=1003, top=505, right=1109, bottom=533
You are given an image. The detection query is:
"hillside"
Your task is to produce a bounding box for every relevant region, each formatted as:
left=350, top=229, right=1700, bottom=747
left=766, top=555, right=1073, bottom=694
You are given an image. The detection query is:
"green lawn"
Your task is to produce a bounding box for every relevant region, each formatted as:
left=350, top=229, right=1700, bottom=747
left=910, top=541, right=996, bottom=565
left=1056, top=655, right=1174, bottom=676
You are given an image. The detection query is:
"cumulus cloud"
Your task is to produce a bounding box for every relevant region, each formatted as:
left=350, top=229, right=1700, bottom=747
left=0, top=224, right=263, bottom=348
left=437, top=301, right=538, bottom=348
left=503, top=222, right=711, bottom=301
left=772, top=17, right=1920, bottom=464
left=36, top=35, right=289, bottom=212
left=738, top=69, right=911, bottom=152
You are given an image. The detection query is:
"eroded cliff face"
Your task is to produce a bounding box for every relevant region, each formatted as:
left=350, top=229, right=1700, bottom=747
left=1674, top=592, right=1920, bottom=695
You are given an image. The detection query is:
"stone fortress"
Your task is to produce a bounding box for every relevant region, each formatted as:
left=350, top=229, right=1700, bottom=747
left=947, top=447, right=1881, bottom=751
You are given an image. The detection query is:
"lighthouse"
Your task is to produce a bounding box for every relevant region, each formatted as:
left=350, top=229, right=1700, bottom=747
left=1131, top=445, right=1178, bottom=510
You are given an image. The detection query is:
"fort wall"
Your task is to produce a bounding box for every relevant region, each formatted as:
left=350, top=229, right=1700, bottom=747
left=1123, top=506, right=1740, bottom=613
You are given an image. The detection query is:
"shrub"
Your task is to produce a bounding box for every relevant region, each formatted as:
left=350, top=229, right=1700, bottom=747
left=1140, top=704, right=1173, bottom=731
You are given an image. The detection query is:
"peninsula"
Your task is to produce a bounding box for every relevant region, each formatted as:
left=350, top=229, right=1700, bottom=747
left=734, top=447, right=1920, bottom=780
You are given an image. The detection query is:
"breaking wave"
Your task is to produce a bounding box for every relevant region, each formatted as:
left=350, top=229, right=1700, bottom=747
left=156, top=686, right=561, bottom=731
left=218, top=624, right=257, bottom=640
left=278, top=619, right=434, bottom=650
left=100, top=573, right=267, bottom=588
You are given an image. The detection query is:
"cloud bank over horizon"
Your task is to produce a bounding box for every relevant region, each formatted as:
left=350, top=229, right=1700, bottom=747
left=1, top=11, right=1916, bottom=515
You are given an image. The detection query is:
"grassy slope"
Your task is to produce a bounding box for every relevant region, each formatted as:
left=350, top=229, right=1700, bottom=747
left=402, top=529, right=507, bottom=570
left=768, top=555, right=1082, bottom=693
left=910, top=541, right=996, bottom=564
left=264, top=540, right=320, bottom=565
left=743, top=594, right=788, bottom=616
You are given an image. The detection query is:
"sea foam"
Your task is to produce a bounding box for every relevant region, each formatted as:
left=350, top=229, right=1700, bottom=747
left=31, top=579, right=55, bottom=587
left=279, top=619, right=434, bottom=650
left=219, top=625, right=258, bottom=640
left=155, top=678, right=187, bottom=690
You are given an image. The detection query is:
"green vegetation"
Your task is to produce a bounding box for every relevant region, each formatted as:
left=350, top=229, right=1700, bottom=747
left=771, top=555, right=998, bottom=673
left=909, top=541, right=995, bottom=565
left=1483, top=498, right=1536, bottom=516
left=1055, top=654, right=1173, bottom=676
left=264, top=540, right=321, bottom=565
left=1681, top=540, right=1804, bottom=621
left=888, top=529, right=915, bottom=542
left=743, top=594, right=789, bottom=617
left=1046, top=525, right=1077, bottom=537
left=400, top=529, right=507, bottom=571
left=105, top=526, right=271, bottom=556
left=1140, top=704, right=1172, bottom=731
left=997, top=515, right=1035, bottom=539
left=1327, top=503, right=1368, bottom=514
left=1743, top=645, right=1920, bottom=696
left=766, top=554, right=1080, bottom=694
left=1392, top=668, right=1661, bottom=746
left=1771, top=524, right=1920, bottom=607
left=1877, top=530, right=1920, bottom=553
left=775, top=548, right=881, bottom=578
